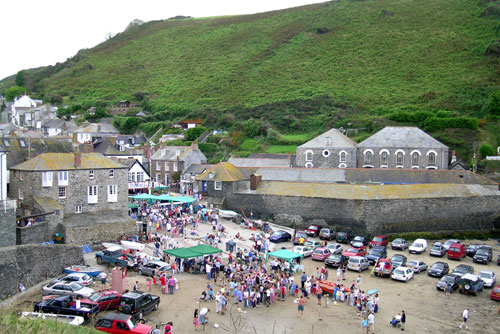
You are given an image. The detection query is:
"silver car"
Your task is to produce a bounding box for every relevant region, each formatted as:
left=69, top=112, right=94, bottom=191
left=478, top=270, right=496, bottom=288
left=406, top=260, right=428, bottom=274
left=138, top=261, right=173, bottom=277
left=42, top=281, right=94, bottom=298
left=50, top=273, right=93, bottom=287
left=347, top=256, right=369, bottom=272
left=326, top=243, right=343, bottom=254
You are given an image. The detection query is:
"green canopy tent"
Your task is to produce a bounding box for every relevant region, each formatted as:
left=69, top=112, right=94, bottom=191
left=175, top=196, right=197, bottom=203
left=130, top=193, right=159, bottom=200
left=265, top=249, right=303, bottom=265
left=163, top=247, right=202, bottom=259
left=156, top=194, right=178, bottom=202
left=128, top=203, right=139, bottom=209
left=189, top=244, right=222, bottom=256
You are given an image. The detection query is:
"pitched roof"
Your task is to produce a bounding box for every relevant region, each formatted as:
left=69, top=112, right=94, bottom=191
left=10, top=153, right=126, bottom=171
left=34, top=196, right=63, bottom=212
left=184, top=163, right=214, bottom=174
left=298, top=128, right=356, bottom=149
left=357, top=126, right=448, bottom=149
left=228, top=156, right=291, bottom=168
left=13, top=95, right=37, bottom=108
left=74, top=122, right=119, bottom=134
left=151, top=146, right=190, bottom=161
left=196, top=162, right=246, bottom=181
left=41, top=118, right=64, bottom=128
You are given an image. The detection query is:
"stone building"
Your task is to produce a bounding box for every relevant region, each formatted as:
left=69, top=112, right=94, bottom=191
left=150, top=143, right=207, bottom=186
left=0, top=145, right=17, bottom=248
left=356, top=126, right=449, bottom=169
left=295, top=128, right=357, bottom=168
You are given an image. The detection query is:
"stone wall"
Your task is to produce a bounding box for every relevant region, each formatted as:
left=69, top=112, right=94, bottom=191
left=16, top=221, right=49, bottom=245
left=295, top=147, right=356, bottom=168
left=355, top=146, right=449, bottom=169
left=0, top=201, right=16, bottom=248
left=0, top=244, right=84, bottom=300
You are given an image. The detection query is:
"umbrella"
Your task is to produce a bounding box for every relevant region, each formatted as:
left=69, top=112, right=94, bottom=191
left=367, top=289, right=379, bottom=295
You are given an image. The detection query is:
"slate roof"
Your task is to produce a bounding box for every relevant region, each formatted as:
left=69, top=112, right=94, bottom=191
left=88, top=138, right=144, bottom=156
left=41, top=118, right=64, bottom=128
left=184, top=163, right=215, bottom=174
left=248, top=153, right=291, bottom=159
left=196, top=162, right=246, bottom=181
left=228, top=156, right=291, bottom=168
left=74, top=122, right=119, bottom=134
left=298, top=128, right=356, bottom=149
left=10, top=153, right=126, bottom=171
left=252, top=167, right=346, bottom=183
left=151, top=146, right=207, bottom=162
left=357, top=126, right=448, bottom=148
left=34, top=196, right=63, bottom=212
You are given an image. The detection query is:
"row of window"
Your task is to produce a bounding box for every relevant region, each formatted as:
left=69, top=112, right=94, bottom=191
left=40, top=170, right=115, bottom=187
left=129, top=172, right=145, bottom=183
left=155, top=162, right=178, bottom=172
left=305, top=150, right=348, bottom=162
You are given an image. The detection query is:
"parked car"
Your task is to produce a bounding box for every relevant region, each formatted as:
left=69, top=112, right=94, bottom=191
left=366, top=246, right=387, bottom=265
left=95, top=248, right=133, bottom=268
left=270, top=230, right=292, bottom=243
left=324, top=254, right=348, bottom=268
left=429, top=242, right=446, bottom=257
left=42, top=282, right=94, bottom=298
left=452, top=264, right=474, bottom=277
left=347, top=256, right=370, bottom=272
left=342, top=246, right=368, bottom=258
left=319, top=228, right=335, bottom=240
left=390, top=254, right=408, bottom=268
left=350, top=236, right=368, bottom=247
left=312, top=247, right=332, bottom=261
left=391, top=238, right=408, bottom=250
left=369, top=235, right=388, bottom=248
left=478, top=270, right=496, bottom=288
left=491, top=285, right=500, bottom=301
left=498, top=254, right=500, bottom=266
left=50, top=273, right=93, bottom=287
left=325, top=242, right=343, bottom=254
left=436, top=274, right=461, bottom=292
left=95, top=313, right=153, bottom=334
left=406, top=260, right=427, bottom=273
left=34, top=295, right=99, bottom=321
left=408, top=239, right=427, bottom=254
left=305, top=224, right=322, bottom=237
left=138, top=261, right=173, bottom=277
left=304, top=240, right=322, bottom=249
left=336, top=231, right=353, bottom=243
left=291, top=245, right=314, bottom=258
left=443, top=239, right=460, bottom=251
left=473, top=246, right=492, bottom=264
left=293, top=231, right=308, bottom=245
left=428, top=262, right=449, bottom=278
left=81, top=290, right=121, bottom=311
left=447, top=243, right=466, bottom=260
left=391, top=266, right=414, bottom=282
left=458, top=274, right=484, bottom=296
left=466, top=244, right=482, bottom=257
left=118, top=291, right=160, bottom=320
left=374, top=259, right=393, bottom=277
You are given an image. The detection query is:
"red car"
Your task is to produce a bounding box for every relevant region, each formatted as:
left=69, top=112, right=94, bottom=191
left=293, top=231, right=308, bottom=245
left=369, top=235, right=388, bottom=248
left=491, top=285, right=500, bottom=301
left=342, top=246, right=367, bottom=258
left=305, top=225, right=322, bottom=237
left=95, top=313, right=152, bottom=334
left=82, top=290, right=121, bottom=311
left=311, top=247, right=332, bottom=261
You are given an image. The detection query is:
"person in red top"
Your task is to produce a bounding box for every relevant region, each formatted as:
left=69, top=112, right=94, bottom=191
left=280, top=285, right=286, bottom=301
left=160, top=275, right=167, bottom=294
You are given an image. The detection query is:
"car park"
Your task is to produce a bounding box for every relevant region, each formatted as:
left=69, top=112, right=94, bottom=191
left=429, top=242, right=446, bottom=257
left=138, top=261, right=173, bottom=277
left=408, top=239, right=427, bottom=254
left=374, top=259, right=393, bottom=277
left=350, top=236, right=368, bottom=247
left=336, top=231, right=353, bottom=243
left=443, top=239, right=460, bottom=251
left=473, top=246, right=492, bottom=264
left=347, top=256, right=369, bottom=272
left=325, top=242, right=343, bottom=254
left=95, top=313, right=153, bottom=334
left=466, top=244, right=482, bottom=257
left=270, top=230, right=292, bottom=243
left=369, top=235, right=388, bottom=248
left=458, top=274, right=484, bottom=296
left=312, top=247, right=332, bottom=261
left=491, top=285, right=500, bottom=301
left=118, top=291, right=160, bottom=320
left=436, top=274, right=461, bottom=292
left=428, top=262, right=449, bottom=278
left=305, top=224, right=322, bottom=237
left=406, top=260, right=427, bottom=273
left=319, top=228, right=335, bottom=240
left=478, top=270, right=496, bottom=288
left=390, top=254, right=408, bottom=268
left=291, top=245, right=314, bottom=258
left=366, top=246, right=387, bottom=265
left=304, top=240, right=322, bottom=249
left=452, top=264, right=474, bottom=277
left=447, top=243, right=466, bottom=260
left=293, top=231, right=308, bottom=245
left=42, top=281, right=94, bottom=298
left=391, top=266, right=414, bottom=282
left=81, top=290, right=121, bottom=311
left=50, top=273, right=94, bottom=286
left=342, top=246, right=367, bottom=258
left=324, top=254, right=348, bottom=268
left=390, top=238, right=408, bottom=250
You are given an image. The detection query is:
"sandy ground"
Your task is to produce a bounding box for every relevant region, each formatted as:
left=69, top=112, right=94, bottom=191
left=13, top=217, right=500, bottom=333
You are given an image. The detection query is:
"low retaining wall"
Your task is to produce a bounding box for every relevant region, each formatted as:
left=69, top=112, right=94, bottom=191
left=16, top=222, right=49, bottom=245
left=63, top=216, right=136, bottom=246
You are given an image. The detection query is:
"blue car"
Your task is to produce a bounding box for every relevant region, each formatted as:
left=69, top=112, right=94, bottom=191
left=270, top=230, right=292, bottom=243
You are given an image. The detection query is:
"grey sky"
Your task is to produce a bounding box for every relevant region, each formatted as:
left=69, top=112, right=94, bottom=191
left=0, top=0, right=323, bottom=81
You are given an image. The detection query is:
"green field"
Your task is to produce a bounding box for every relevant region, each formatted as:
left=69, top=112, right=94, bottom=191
left=266, top=145, right=298, bottom=154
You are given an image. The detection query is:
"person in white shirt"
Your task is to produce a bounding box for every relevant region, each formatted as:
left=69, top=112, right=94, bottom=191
left=460, top=308, right=469, bottom=330
left=367, top=312, right=375, bottom=334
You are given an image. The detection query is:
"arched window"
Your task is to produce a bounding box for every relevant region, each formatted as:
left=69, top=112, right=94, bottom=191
left=305, top=162, right=313, bottom=168
left=364, top=151, right=372, bottom=165
left=381, top=151, right=388, bottom=165
left=428, top=152, right=436, bottom=165
left=339, top=151, right=347, bottom=162
left=412, top=152, right=419, bottom=166
left=396, top=152, right=404, bottom=165
left=305, top=150, right=313, bottom=162
left=338, top=163, right=347, bottom=168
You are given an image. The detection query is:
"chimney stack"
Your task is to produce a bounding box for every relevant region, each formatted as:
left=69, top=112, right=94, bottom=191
left=191, top=142, right=199, bottom=150
left=451, top=149, right=456, bottom=164
left=250, top=173, right=262, bottom=191
left=83, top=141, right=93, bottom=153
left=74, top=152, right=82, bottom=168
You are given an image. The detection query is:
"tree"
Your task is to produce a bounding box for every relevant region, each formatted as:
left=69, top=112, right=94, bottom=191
left=185, top=126, right=207, bottom=141
left=479, top=143, right=495, bottom=158
left=5, top=85, right=26, bottom=101
left=15, top=71, right=25, bottom=87
left=481, top=90, right=500, bottom=117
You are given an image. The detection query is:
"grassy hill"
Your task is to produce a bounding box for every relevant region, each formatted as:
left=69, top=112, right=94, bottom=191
left=1, top=0, right=500, bottom=164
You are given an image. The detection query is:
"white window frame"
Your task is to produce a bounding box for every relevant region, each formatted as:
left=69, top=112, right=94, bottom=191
left=305, top=150, right=313, bottom=162
left=380, top=149, right=389, bottom=166
left=18, top=188, right=23, bottom=200
left=427, top=150, right=437, bottom=166
left=156, top=162, right=161, bottom=171
left=173, top=162, right=178, bottom=172
left=137, top=172, right=144, bottom=182
left=410, top=150, right=421, bottom=167
left=363, top=149, right=373, bottom=167
left=42, top=171, right=53, bottom=187
left=165, top=173, right=169, bottom=184
left=87, top=185, right=98, bottom=204
left=107, top=184, right=117, bottom=203
left=339, top=151, right=347, bottom=163
left=396, top=152, right=404, bottom=165
left=165, top=162, right=170, bottom=171
left=89, top=170, right=95, bottom=179
left=58, top=186, right=67, bottom=199
left=214, top=181, right=222, bottom=190
left=109, top=169, right=114, bottom=178
left=305, top=162, right=313, bottom=168
left=58, top=171, right=68, bottom=186
left=75, top=205, right=82, bottom=214
left=338, top=163, right=347, bottom=168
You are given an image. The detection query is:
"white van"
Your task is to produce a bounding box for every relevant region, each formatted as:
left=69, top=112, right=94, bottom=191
left=409, top=238, right=427, bottom=254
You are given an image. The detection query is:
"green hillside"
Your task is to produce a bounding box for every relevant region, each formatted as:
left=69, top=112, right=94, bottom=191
left=2, top=0, right=500, bottom=166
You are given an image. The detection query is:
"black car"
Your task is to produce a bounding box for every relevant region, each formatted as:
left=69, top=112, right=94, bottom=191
left=436, top=274, right=461, bottom=291
left=366, top=246, right=387, bottom=265
left=118, top=291, right=160, bottom=320
left=473, top=246, right=492, bottom=264
left=324, top=254, right=348, bottom=268
left=466, top=244, right=482, bottom=257
left=498, top=254, right=500, bottom=266
left=336, top=231, right=353, bottom=243
left=452, top=264, right=474, bottom=277
left=350, top=236, right=368, bottom=247
left=270, top=230, right=292, bottom=243
left=428, top=261, right=449, bottom=278
left=390, top=254, right=407, bottom=268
